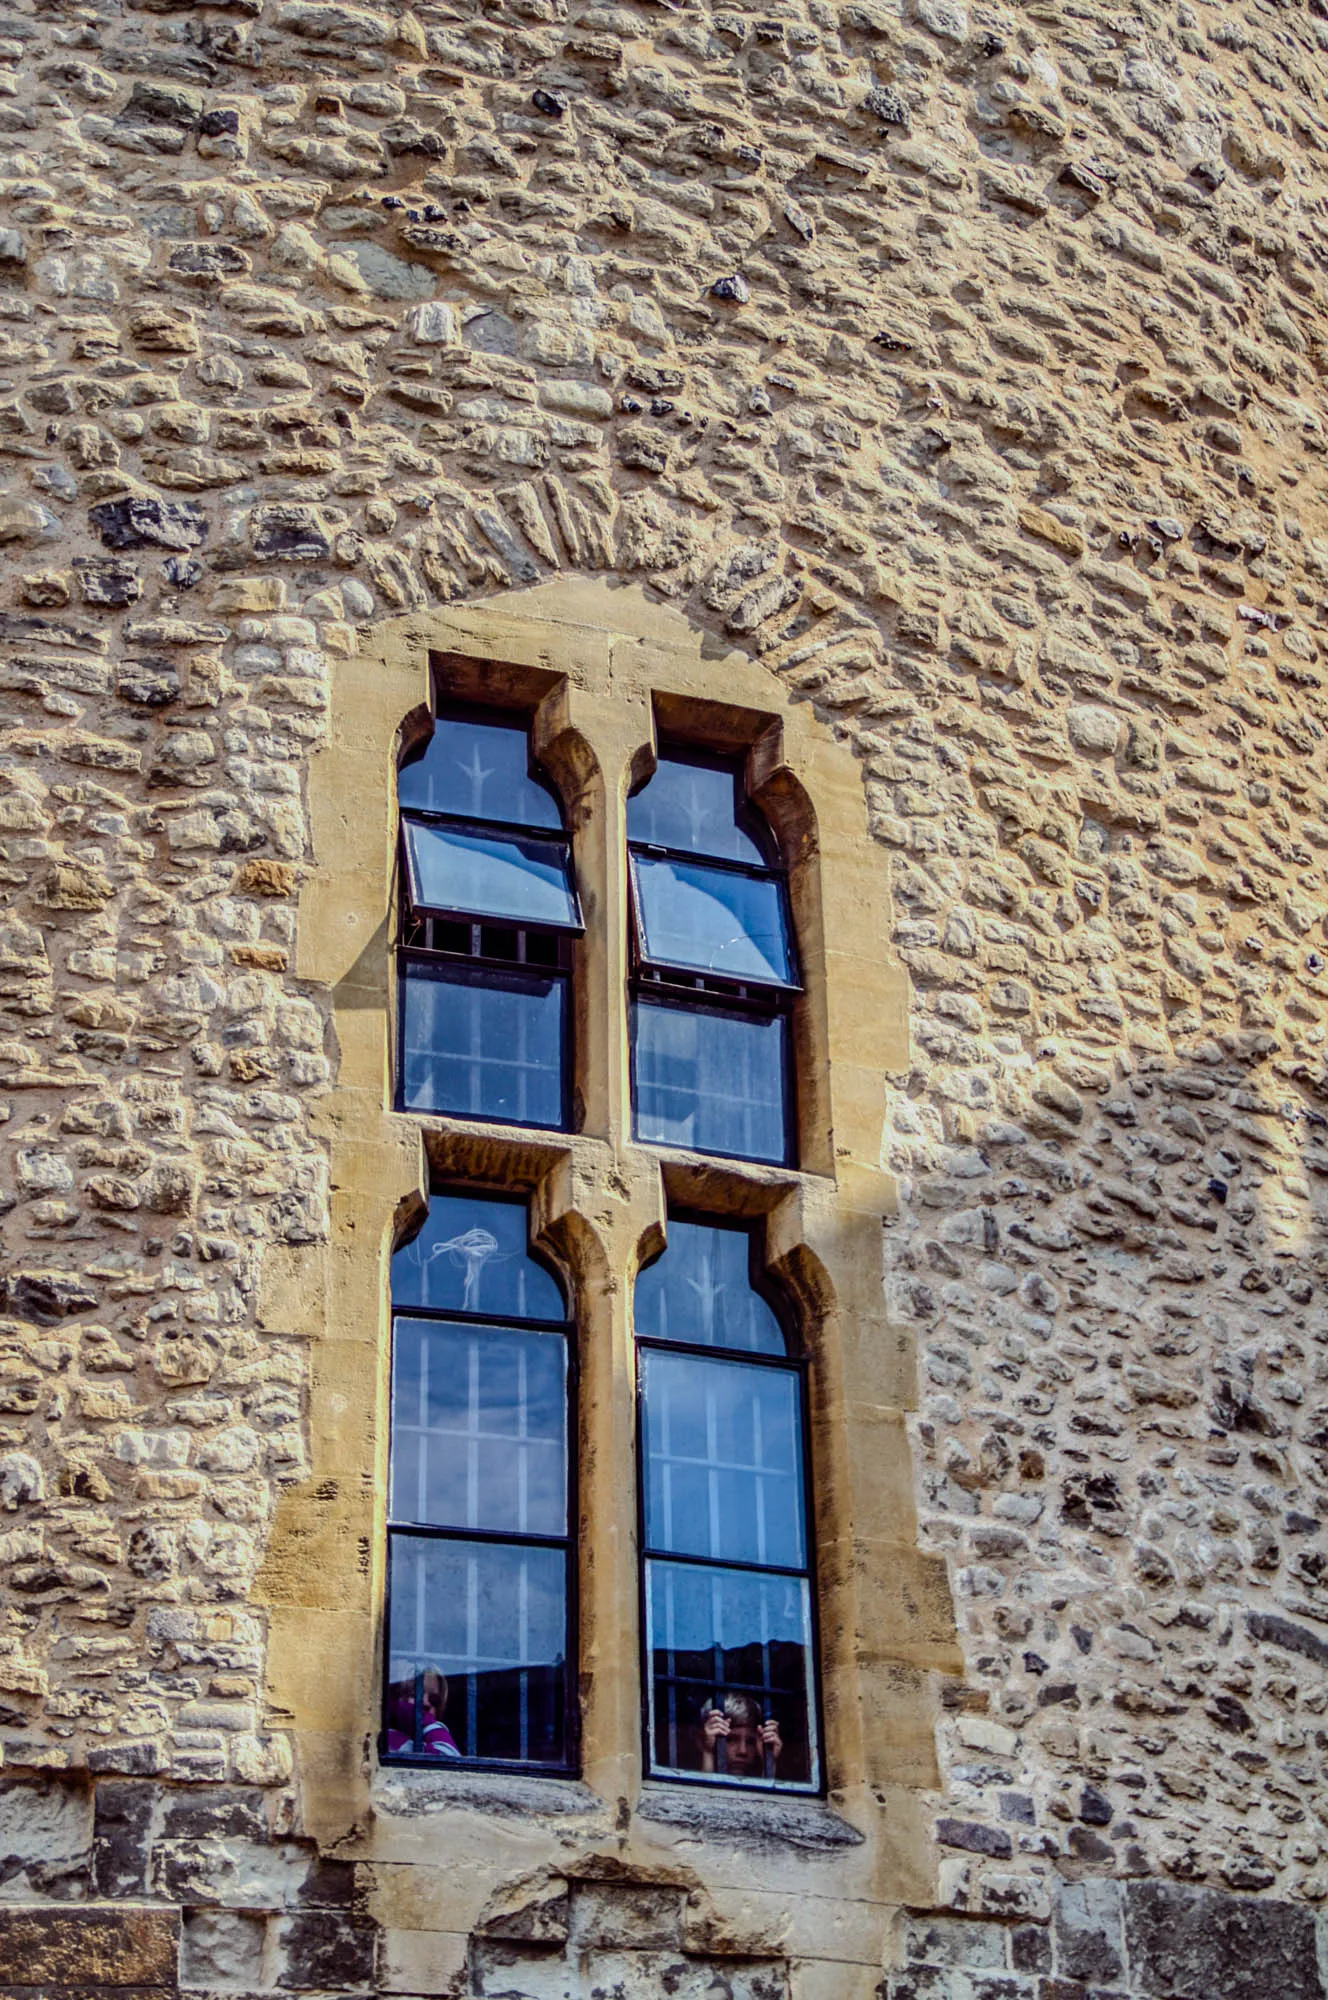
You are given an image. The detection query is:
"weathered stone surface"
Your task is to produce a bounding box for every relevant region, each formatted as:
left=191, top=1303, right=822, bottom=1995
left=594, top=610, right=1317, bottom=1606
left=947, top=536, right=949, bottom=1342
left=0, top=1907, right=178, bottom=1986
left=1123, top=1882, right=1323, bottom=2000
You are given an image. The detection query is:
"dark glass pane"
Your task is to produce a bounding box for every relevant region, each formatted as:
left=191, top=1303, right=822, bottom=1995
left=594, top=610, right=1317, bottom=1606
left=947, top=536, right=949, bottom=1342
left=643, top=1350, right=805, bottom=1569
left=645, top=1560, right=816, bottom=1788
left=399, top=715, right=563, bottom=830
left=391, top=1318, right=567, bottom=1537
left=387, top=1533, right=567, bottom=1765
left=635, top=1220, right=785, bottom=1355
left=392, top=1190, right=565, bottom=1323
left=633, top=1001, right=789, bottom=1165
left=628, top=757, right=765, bottom=865
left=400, top=960, right=566, bottom=1133
left=404, top=822, right=579, bottom=930
left=633, top=856, right=795, bottom=987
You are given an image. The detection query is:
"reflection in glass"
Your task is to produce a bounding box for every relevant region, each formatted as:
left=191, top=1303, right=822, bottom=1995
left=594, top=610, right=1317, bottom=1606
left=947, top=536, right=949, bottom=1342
left=634, top=1000, right=789, bottom=1164
left=643, top=1350, right=805, bottom=1569
left=635, top=1220, right=784, bottom=1355
left=391, top=1191, right=565, bottom=1322
left=646, top=1560, right=816, bottom=1788
left=628, top=756, right=765, bottom=865
left=392, top=1319, right=567, bottom=1537
left=404, top=822, right=579, bottom=930
left=633, top=856, right=795, bottom=987
left=388, top=1533, right=567, bottom=1766
left=400, top=960, right=566, bottom=1132
left=399, top=715, right=563, bottom=830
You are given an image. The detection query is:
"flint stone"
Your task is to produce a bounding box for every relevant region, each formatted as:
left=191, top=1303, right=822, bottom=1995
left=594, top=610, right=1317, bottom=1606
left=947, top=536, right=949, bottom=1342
left=76, top=558, right=143, bottom=607
left=865, top=84, right=911, bottom=127
left=1054, top=1880, right=1124, bottom=1987
left=340, top=242, right=436, bottom=299
left=90, top=497, right=207, bottom=552
left=1124, top=1881, right=1323, bottom=2000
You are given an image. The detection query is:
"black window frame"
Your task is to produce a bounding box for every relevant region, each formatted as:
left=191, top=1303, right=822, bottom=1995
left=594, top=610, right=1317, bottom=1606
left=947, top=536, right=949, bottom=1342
left=634, top=1211, right=825, bottom=1797
left=626, top=747, right=801, bottom=1169
left=395, top=702, right=582, bottom=1133
left=381, top=1186, right=580, bottom=1777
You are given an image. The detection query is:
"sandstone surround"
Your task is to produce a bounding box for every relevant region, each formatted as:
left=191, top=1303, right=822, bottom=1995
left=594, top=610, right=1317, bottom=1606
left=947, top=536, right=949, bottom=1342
left=4, top=0, right=1328, bottom=1992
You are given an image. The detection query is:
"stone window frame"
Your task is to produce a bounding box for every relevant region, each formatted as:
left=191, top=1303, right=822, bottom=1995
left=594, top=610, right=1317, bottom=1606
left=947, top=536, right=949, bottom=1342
left=259, top=581, right=959, bottom=1859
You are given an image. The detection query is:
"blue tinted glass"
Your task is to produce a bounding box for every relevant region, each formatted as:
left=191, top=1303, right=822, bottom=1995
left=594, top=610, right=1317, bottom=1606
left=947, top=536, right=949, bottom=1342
left=392, top=1189, right=565, bottom=1321
left=633, top=1001, right=789, bottom=1164
left=646, top=1559, right=816, bottom=1788
left=628, top=757, right=765, bottom=864
left=633, top=855, right=794, bottom=986
left=391, top=1319, right=566, bottom=1536
left=643, top=1350, right=805, bottom=1569
left=400, top=960, right=566, bottom=1131
left=405, top=823, right=579, bottom=929
left=635, top=1221, right=784, bottom=1354
left=388, top=1532, right=566, bottom=1764
left=399, top=715, right=563, bottom=829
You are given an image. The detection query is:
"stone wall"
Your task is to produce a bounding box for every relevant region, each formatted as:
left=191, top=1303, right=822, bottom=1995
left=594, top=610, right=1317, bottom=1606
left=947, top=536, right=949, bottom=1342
left=5, top=0, right=1328, bottom=1989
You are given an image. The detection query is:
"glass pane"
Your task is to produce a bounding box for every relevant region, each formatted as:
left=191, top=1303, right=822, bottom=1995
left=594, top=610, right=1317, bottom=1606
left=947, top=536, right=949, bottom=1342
left=633, top=856, right=795, bottom=987
left=392, top=1189, right=566, bottom=1323
left=628, top=756, right=765, bottom=865
left=387, top=1533, right=567, bottom=1766
left=633, top=1001, right=789, bottom=1165
left=391, top=1319, right=567, bottom=1536
left=404, top=822, right=579, bottom=930
left=643, top=1350, right=805, bottom=1569
left=635, top=1220, right=785, bottom=1355
left=399, top=960, right=566, bottom=1134
left=399, top=715, right=563, bottom=830
left=645, top=1560, right=817, bottom=1788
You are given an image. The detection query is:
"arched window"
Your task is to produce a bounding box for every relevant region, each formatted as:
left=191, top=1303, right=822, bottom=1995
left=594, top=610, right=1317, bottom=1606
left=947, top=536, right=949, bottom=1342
left=635, top=1215, right=820, bottom=1793
left=627, top=752, right=798, bottom=1165
left=383, top=1189, right=575, bottom=1771
left=397, top=707, right=581, bottom=1129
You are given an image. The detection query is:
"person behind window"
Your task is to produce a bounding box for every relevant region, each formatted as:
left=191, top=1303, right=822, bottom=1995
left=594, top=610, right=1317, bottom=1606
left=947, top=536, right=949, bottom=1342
left=385, top=1669, right=462, bottom=1759
left=697, top=1692, right=784, bottom=1780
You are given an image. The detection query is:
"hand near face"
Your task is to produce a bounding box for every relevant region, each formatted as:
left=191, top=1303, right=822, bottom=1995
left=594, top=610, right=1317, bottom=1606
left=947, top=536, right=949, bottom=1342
left=702, top=1708, right=730, bottom=1745
left=758, top=1717, right=783, bottom=1759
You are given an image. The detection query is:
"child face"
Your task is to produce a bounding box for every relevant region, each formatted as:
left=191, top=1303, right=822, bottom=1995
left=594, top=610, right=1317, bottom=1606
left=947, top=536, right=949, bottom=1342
left=724, top=1723, right=761, bottom=1773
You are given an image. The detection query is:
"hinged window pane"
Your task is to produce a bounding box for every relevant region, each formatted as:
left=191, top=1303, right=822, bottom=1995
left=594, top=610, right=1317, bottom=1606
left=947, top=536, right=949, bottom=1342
left=632, top=854, right=795, bottom=987
left=404, top=821, right=580, bottom=931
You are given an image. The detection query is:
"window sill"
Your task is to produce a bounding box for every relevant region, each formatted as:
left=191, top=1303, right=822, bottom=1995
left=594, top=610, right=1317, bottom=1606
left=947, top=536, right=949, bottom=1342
left=636, top=1783, right=864, bottom=1852
left=374, top=1764, right=605, bottom=1820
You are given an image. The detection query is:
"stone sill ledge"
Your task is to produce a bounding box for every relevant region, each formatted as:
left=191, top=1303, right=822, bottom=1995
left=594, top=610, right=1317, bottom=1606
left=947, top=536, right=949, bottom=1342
left=372, top=1768, right=863, bottom=1851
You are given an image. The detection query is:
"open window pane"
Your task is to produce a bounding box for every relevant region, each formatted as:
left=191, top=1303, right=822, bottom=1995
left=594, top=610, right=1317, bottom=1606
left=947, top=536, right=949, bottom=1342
left=404, top=822, right=579, bottom=930
left=643, top=1350, right=806, bottom=1570
left=645, top=1560, right=817, bottom=1788
left=392, top=1319, right=567, bottom=1537
left=392, top=1191, right=566, bottom=1323
left=387, top=1533, right=567, bottom=1766
left=633, top=1000, right=789, bottom=1165
left=634, top=1220, right=785, bottom=1355
left=633, top=856, right=795, bottom=987
left=400, top=960, right=566, bottom=1131
left=628, top=757, right=765, bottom=865
left=399, top=715, right=563, bottom=830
